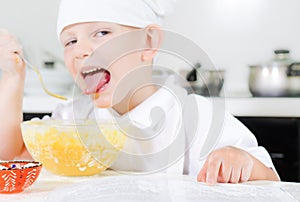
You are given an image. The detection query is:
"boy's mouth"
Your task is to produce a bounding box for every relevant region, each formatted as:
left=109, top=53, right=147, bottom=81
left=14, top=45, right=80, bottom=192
left=81, top=66, right=111, bottom=94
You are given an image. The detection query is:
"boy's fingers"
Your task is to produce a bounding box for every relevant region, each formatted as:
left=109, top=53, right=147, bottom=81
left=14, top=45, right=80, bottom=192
left=240, top=166, right=251, bottom=182
left=218, top=162, right=231, bottom=183
left=229, top=167, right=241, bottom=183
left=197, top=161, right=208, bottom=182
left=0, top=35, right=14, bottom=47
left=206, top=159, right=222, bottom=185
left=14, top=54, right=21, bottom=64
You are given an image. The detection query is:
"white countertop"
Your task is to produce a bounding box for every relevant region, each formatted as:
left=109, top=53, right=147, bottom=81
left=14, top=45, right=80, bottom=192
left=23, top=95, right=300, bottom=117
left=1, top=170, right=300, bottom=202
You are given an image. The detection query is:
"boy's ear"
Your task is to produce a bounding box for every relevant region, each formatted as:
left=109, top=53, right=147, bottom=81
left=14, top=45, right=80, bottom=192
left=141, top=24, right=163, bottom=61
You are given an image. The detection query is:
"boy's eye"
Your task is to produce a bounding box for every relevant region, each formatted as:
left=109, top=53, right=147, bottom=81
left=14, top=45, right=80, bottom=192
left=65, top=39, right=77, bottom=47
left=95, top=31, right=110, bottom=37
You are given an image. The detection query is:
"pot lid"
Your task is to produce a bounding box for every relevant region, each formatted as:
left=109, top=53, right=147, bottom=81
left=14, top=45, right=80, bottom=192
left=272, top=49, right=294, bottom=65
left=250, top=49, right=295, bottom=68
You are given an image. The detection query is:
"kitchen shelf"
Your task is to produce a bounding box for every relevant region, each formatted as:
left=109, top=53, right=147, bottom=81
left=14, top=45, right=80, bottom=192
left=23, top=95, right=67, bottom=113
left=224, top=97, right=300, bottom=117
left=23, top=95, right=300, bottom=117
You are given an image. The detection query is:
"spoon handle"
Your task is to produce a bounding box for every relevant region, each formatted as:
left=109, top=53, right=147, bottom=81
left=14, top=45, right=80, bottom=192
left=21, top=56, right=68, bottom=101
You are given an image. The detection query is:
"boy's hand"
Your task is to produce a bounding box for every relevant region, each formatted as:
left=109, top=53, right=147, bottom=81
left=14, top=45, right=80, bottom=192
left=197, top=146, right=253, bottom=185
left=0, top=29, right=25, bottom=76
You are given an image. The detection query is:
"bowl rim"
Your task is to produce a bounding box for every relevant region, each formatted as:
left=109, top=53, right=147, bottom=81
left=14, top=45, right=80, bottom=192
left=20, top=118, right=139, bottom=129
left=0, top=160, right=42, bottom=170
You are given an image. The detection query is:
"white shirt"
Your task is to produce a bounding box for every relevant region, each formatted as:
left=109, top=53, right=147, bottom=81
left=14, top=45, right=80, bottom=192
left=52, top=78, right=277, bottom=177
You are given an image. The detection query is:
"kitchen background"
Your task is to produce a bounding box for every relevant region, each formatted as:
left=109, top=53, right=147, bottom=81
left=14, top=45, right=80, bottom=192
left=1, top=0, right=300, bottom=182
left=1, top=0, right=300, bottom=95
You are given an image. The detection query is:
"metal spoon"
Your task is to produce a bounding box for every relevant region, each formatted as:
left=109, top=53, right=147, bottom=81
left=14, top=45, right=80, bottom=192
left=20, top=56, right=68, bottom=101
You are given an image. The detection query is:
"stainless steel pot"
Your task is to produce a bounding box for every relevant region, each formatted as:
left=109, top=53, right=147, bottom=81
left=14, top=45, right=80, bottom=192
left=186, top=63, right=225, bottom=96
left=248, top=50, right=300, bottom=97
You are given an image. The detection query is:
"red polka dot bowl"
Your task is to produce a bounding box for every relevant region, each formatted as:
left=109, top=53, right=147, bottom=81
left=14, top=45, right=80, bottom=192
left=0, top=160, right=42, bottom=194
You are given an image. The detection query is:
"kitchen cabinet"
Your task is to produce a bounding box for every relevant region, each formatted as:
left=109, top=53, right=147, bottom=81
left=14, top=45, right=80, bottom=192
left=23, top=113, right=300, bottom=182
left=23, top=113, right=51, bottom=121
left=237, top=117, right=300, bottom=182
left=224, top=96, right=300, bottom=182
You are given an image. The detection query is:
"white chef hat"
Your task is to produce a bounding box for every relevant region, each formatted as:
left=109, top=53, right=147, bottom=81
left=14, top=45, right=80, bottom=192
left=56, top=0, right=177, bottom=36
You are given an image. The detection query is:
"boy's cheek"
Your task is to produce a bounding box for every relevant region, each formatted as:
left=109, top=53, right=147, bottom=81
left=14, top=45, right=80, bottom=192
left=64, top=60, right=78, bottom=78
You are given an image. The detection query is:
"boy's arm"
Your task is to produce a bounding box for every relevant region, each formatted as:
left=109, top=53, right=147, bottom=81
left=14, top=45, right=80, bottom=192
left=248, top=150, right=279, bottom=181
left=0, top=29, right=26, bottom=159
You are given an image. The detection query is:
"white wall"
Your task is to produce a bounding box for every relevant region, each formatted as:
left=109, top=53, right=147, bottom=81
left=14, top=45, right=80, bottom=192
left=1, top=0, right=300, bottom=94
left=164, top=0, right=300, bottom=94
left=0, top=0, right=62, bottom=66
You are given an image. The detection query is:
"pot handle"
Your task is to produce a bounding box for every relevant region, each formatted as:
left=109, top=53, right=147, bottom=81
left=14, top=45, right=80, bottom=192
left=287, top=62, right=300, bottom=76
left=186, top=62, right=201, bottom=81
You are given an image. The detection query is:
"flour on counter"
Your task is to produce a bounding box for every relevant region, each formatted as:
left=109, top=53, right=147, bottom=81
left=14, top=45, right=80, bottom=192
left=45, top=175, right=297, bottom=202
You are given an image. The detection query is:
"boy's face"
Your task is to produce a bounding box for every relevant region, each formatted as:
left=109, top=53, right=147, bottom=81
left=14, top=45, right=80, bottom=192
left=60, top=22, right=158, bottom=112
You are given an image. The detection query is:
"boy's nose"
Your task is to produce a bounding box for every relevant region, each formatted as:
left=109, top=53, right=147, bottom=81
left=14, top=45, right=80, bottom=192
left=75, top=41, right=94, bottom=59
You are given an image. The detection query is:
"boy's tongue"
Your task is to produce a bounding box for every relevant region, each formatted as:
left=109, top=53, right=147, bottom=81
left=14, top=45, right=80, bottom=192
left=84, top=71, right=110, bottom=94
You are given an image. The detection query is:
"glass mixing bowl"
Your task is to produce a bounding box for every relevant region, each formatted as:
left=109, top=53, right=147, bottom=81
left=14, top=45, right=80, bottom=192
left=21, top=119, right=127, bottom=176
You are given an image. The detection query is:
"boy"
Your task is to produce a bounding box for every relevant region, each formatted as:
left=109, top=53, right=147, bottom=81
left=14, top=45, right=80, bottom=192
left=0, top=0, right=279, bottom=184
